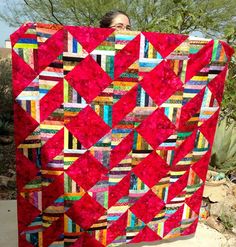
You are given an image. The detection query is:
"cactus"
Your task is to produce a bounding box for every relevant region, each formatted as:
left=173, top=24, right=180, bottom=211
left=210, top=118, right=236, bottom=173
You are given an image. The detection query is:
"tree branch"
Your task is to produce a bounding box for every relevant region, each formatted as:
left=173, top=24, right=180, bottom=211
left=23, top=0, right=58, bottom=24
left=47, top=0, right=63, bottom=25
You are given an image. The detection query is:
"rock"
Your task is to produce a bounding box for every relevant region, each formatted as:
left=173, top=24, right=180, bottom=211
left=209, top=194, right=236, bottom=232
left=0, top=176, right=10, bottom=188
left=0, top=192, right=9, bottom=200
left=0, top=175, right=16, bottom=199
left=232, top=185, right=236, bottom=197
left=227, top=237, right=236, bottom=247
left=203, top=184, right=227, bottom=202
left=206, top=216, right=225, bottom=233
left=0, top=190, right=16, bottom=200
left=0, top=136, right=13, bottom=145
left=6, top=169, right=15, bottom=177
left=7, top=179, right=16, bottom=189
left=210, top=202, right=223, bottom=216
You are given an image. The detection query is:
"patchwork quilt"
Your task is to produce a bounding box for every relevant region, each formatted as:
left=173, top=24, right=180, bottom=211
left=11, top=23, right=234, bottom=247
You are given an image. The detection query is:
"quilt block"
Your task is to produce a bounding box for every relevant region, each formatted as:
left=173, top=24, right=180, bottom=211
left=11, top=23, right=233, bottom=247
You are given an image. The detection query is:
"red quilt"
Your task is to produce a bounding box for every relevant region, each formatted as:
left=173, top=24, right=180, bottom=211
left=11, top=23, right=233, bottom=246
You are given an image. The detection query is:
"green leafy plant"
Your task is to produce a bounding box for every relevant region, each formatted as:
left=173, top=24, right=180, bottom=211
left=0, top=57, right=13, bottom=116
left=0, top=111, right=13, bottom=124
left=218, top=213, right=234, bottom=231
left=210, top=118, right=236, bottom=173
left=0, top=56, right=13, bottom=137
left=0, top=119, right=13, bottom=136
left=221, top=26, right=236, bottom=121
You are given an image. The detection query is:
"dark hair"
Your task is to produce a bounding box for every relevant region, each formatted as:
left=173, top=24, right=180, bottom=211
left=99, top=10, right=130, bottom=28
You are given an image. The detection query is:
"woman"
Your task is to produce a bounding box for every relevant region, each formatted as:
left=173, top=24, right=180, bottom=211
left=99, top=10, right=131, bottom=31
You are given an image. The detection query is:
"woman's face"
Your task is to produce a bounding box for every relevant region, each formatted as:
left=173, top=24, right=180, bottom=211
left=110, top=14, right=131, bottom=31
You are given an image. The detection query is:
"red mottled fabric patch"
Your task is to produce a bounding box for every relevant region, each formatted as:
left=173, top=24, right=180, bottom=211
left=140, top=61, right=183, bottom=105
left=66, top=151, right=108, bottom=191
left=136, top=108, right=176, bottom=149
left=130, top=190, right=165, bottom=223
left=66, top=193, right=106, bottom=230
left=65, top=55, right=112, bottom=103
left=66, top=105, right=111, bottom=148
left=143, top=32, right=188, bottom=58
left=133, top=151, right=169, bottom=187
